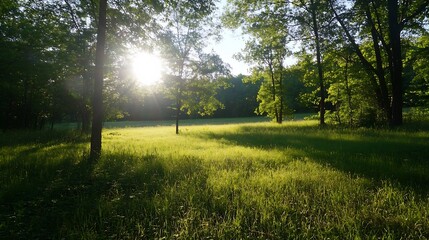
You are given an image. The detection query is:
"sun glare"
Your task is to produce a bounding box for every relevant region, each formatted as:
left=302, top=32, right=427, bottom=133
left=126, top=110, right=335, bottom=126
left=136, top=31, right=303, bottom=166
left=131, top=52, right=163, bottom=86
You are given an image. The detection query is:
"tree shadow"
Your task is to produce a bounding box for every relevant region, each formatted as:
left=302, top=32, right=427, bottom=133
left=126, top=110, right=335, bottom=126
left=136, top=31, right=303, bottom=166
left=0, top=133, right=91, bottom=239
left=196, top=124, right=429, bottom=194
left=0, top=136, right=209, bottom=239
left=2, top=125, right=429, bottom=238
left=0, top=129, right=89, bottom=148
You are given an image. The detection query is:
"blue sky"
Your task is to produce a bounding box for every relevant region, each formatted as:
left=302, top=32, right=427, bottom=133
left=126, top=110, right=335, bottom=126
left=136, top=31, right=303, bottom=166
left=210, top=0, right=298, bottom=76
left=209, top=0, right=249, bottom=76
left=210, top=28, right=249, bottom=76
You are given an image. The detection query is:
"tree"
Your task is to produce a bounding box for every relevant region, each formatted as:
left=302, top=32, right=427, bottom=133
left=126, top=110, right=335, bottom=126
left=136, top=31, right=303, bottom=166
left=240, top=39, right=289, bottom=123
left=287, top=0, right=337, bottom=125
left=282, top=65, right=307, bottom=114
left=223, top=0, right=290, bottom=123
left=90, top=0, right=107, bottom=160
left=0, top=0, right=79, bottom=130
left=61, top=0, right=97, bottom=133
left=224, top=0, right=334, bottom=125
left=329, top=0, right=429, bottom=126
left=323, top=46, right=382, bottom=126
left=87, top=0, right=166, bottom=158
left=160, top=0, right=229, bottom=134
left=405, top=34, right=429, bottom=112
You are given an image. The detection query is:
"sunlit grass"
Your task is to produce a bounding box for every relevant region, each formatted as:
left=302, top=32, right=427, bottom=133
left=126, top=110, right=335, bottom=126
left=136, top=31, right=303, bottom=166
left=1, top=120, right=429, bottom=239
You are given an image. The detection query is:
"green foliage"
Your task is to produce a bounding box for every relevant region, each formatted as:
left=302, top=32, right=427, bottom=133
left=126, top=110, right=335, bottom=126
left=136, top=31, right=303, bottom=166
left=404, top=107, right=429, bottom=123
left=322, top=48, right=386, bottom=126
left=104, top=75, right=261, bottom=121
left=295, top=53, right=320, bottom=110
left=282, top=66, right=307, bottom=113
left=0, top=0, right=164, bottom=130
left=330, top=0, right=429, bottom=125
left=224, top=1, right=291, bottom=123
left=406, top=34, right=429, bottom=108
left=159, top=2, right=230, bottom=133
left=216, top=75, right=261, bottom=118
left=0, top=1, right=74, bottom=129
left=180, top=53, right=230, bottom=116
left=1, top=120, right=429, bottom=238
left=224, top=0, right=429, bottom=126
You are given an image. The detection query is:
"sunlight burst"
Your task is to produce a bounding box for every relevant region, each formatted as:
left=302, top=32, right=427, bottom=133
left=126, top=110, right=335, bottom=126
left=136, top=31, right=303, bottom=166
left=131, top=52, right=163, bottom=86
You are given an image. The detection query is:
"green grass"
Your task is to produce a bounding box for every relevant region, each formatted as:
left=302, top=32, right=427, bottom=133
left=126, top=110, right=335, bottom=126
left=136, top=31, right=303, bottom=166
left=1, top=120, right=429, bottom=239
left=53, top=116, right=271, bottom=130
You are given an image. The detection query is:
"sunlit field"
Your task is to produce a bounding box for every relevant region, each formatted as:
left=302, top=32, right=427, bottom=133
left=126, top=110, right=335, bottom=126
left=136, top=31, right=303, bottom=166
left=1, top=120, right=429, bottom=239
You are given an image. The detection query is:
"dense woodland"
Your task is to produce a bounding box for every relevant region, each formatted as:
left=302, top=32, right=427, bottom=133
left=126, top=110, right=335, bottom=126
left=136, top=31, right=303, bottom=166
left=1, top=0, right=428, bottom=131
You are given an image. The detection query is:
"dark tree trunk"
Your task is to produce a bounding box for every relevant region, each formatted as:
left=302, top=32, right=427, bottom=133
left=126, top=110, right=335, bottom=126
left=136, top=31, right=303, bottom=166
left=331, top=1, right=390, bottom=124
left=365, top=4, right=391, bottom=122
left=388, top=0, right=403, bottom=126
left=175, top=78, right=182, bottom=135
left=90, top=0, right=107, bottom=160
left=175, top=96, right=180, bottom=135
left=315, top=46, right=325, bottom=126
left=310, top=2, right=325, bottom=125
left=343, top=54, right=353, bottom=125
left=278, top=65, right=284, bottom=124
left=268, top=62, right=279, bottom=123
left=279, top=83, right=283, bottom=124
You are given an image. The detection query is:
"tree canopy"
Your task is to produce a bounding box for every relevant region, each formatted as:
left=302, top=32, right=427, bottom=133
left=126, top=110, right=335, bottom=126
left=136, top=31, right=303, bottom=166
left=223, top=0, right=429, bottom=126
left=1, top=0, right=428, bottom=138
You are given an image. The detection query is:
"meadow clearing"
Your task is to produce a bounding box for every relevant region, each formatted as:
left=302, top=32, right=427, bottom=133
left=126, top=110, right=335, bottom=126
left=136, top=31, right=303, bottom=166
left=1, top=118, right=429, bottom=239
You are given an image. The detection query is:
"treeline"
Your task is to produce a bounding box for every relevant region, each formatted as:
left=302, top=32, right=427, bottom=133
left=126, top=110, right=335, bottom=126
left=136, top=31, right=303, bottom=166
left=224, top=0, right=429, bottom=126
left=0, top=0, right=231, bottom=132
left=1, top=0, right=428, bottom=132
left=114, top=75, right=262, bottom=121
left=126, top=74, right=306, bottom=121
left=131, top=76, right=261, bottom=121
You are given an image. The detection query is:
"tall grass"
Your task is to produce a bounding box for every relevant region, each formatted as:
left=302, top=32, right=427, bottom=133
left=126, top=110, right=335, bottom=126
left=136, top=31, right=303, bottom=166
left=1, top=120, right=428, bottom=239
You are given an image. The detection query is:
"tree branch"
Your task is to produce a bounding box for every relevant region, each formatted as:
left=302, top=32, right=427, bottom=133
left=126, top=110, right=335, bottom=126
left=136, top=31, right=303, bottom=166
left=400, top=0, right=429, bottom=29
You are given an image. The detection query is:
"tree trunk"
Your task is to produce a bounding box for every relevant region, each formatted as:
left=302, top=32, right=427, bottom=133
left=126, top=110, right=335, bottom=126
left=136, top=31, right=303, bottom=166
left=343, top=54, right=353, bottom=125
left=175, top=96, right=180, bottom=135
left=268, top=62, right=279, bottom=123
left=278, top=64, right=284, bottom=124
left=330, top=1, right=388, bottom=123
left=90, top=0, right=107, bottom=160
left=310, top=3, right=325, bottom=125
left=388, top=0, right=403, bottom=126
left=365, top=4, right=391, bottom=122
left=279, top=87, right=283, bottom=124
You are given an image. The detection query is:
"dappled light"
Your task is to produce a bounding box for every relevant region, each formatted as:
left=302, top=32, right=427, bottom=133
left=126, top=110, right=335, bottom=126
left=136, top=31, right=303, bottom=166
left=194, top=123, right=429, bottom=193
left=2, top=122, right=429, bottom=238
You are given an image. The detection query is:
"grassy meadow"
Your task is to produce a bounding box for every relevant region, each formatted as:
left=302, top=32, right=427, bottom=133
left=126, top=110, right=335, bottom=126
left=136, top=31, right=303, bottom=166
left=1, top=119, right=429, bottom=239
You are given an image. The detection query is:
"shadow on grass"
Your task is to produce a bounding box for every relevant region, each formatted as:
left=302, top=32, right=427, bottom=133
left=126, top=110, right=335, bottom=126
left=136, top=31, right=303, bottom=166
left=0, top=132, right=91, bottom=239
left=0, top=129, right=90, bottom=148
left=2, top=125, right=429, bottom=238
left=0, top=132, right=210, bottom=239
left=197, top=124, right=429, bottom=194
